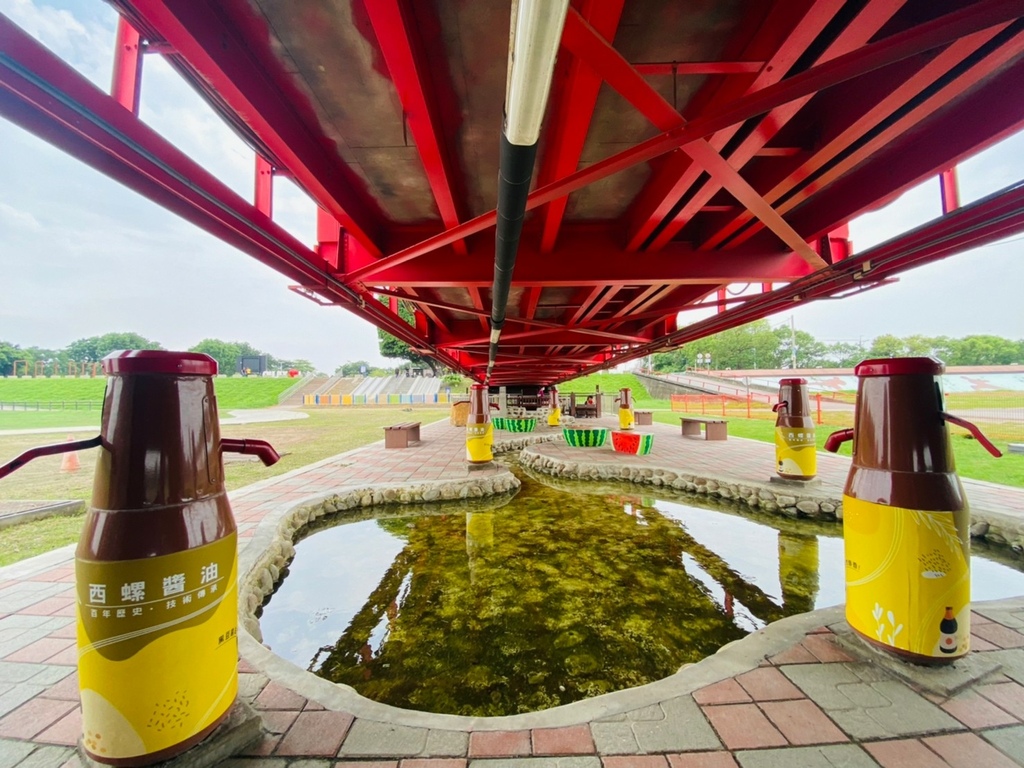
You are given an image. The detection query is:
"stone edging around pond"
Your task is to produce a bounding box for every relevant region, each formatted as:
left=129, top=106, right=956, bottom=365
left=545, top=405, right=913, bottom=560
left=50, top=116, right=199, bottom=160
left=235, top=463, right=853, bottom=731
left=518, top=442, right=842, bottom=521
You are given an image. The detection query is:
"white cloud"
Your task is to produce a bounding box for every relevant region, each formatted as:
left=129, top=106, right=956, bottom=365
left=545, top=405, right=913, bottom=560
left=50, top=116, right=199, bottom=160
left=0, top=201, right=42, bottom=231
left=139, top=55, right=254, bottom=200
left=0, top=0, right=115, bottom=89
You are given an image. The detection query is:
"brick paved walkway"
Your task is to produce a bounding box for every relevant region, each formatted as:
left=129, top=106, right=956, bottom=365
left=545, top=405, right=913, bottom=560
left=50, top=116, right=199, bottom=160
left=2, top=414, right=1024, bottom=767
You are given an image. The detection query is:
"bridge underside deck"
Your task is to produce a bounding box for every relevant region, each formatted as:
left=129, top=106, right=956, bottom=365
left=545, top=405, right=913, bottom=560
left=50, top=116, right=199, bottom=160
left=2, top=0, right=1024, bottom=383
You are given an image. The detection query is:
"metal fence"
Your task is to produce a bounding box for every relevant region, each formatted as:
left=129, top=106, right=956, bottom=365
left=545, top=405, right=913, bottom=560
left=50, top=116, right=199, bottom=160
left=0, top=400, right=103, bottom=411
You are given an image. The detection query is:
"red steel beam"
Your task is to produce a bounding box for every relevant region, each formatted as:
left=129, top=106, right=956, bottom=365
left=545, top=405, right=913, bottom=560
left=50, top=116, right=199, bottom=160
left=625, top=0, right=844, bottom=251
left=683, top=181, right=1024, bottom=345
left=440, top=324, right=651, bottom=349
left=613, top=285, right=674, bottom=321
left=124, top=0, right=385, bottom=257
left=579, top=286, right=621, bottom=324
left=364, top=0, right=468, bottom=257
left=707, top=23, right=1022, bottom=250
left=110, top=16, right=143, bottom=115
left=254, top=155, right=273, bottom=217
left=364, top=237, right=814, bottom=288
left=551, top=9, right=828, bottom=268
left=634, top=61, right=765, bottom=75
left=401, top=288, right=450, bottom=335
left=568, top=286, right=608, bottom=326
left=647, top=0, right=903, bottom=251
left=537, top=0, right=625, bottom=253
left=941, top=168, right=961, bottom=214
left=782, top=60, right=1024, bottom=246
left=581, top=286, right=713, bottom=330
left=518, top=175, right=1024, bottom=382
left=346, top=0, right=1023, bottom=284
left=521, top=287, right=543, bottom=321
left=467, top=287, right=490, bottom=333
left=371, top=287, right=619, bottom=337
left=581, top=179, right=1024, bottom=377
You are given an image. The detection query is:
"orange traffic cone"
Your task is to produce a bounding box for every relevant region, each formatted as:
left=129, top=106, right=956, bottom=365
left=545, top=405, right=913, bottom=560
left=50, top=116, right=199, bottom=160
left=60, top=435, right=80, bottom=473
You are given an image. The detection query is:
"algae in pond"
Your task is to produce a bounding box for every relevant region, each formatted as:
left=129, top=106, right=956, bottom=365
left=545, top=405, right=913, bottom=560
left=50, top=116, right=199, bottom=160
left=309, top=485, right=760, bottom=716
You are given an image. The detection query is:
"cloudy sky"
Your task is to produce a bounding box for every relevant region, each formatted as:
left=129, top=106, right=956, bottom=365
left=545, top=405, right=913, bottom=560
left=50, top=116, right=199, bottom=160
left=1, top=0, right=1022, bottom=374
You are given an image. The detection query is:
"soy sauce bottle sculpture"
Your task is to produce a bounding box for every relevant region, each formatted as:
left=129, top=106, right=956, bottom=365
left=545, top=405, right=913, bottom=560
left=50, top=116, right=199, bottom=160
left=825, top=358, right=1000, bottom=664
left=547, top=386, right=561, bottom=427
left=0, top=351, right=279, bottom=765
left=616, top=387, right=635, bottom=431
left=466, top=384, right=495, bottom=464
left=772, top=378, right=816, bottom=480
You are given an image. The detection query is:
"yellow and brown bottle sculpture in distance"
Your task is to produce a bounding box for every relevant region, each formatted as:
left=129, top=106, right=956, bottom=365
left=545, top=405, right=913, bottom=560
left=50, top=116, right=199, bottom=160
left=617, top=387, right=634, bottom=431
left=772, top=378, right=816, bottom=480
left=547, top=386, right=561, bottom=426
left=465, top=384, right=494, bottom=464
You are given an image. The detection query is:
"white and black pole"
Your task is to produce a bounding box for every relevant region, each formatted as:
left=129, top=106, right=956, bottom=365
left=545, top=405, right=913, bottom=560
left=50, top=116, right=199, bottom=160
left=487, top=0, right=569, bottom=383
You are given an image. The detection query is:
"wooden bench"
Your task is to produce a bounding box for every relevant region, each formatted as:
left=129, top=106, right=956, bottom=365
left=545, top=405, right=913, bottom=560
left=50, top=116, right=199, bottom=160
left=574, top=404, right=598, bottom=418
left=384, top=421, right=421, bottom=449
left=680, top=416, right=727, bottom=441
left=634, top=410, right=653, bottom=425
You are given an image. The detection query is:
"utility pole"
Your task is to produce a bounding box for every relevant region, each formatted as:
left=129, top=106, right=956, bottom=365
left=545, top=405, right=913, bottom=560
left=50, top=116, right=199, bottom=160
left=790, top=316, right=797, bottom=370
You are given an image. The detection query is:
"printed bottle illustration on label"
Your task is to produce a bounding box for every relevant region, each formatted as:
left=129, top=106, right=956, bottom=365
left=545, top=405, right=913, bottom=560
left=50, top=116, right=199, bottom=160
left=939, top=607, right=958, bottom=655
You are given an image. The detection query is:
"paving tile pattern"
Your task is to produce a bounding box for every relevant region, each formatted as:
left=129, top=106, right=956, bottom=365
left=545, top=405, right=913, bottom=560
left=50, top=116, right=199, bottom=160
left=1, top=416, right=1024, bottom=766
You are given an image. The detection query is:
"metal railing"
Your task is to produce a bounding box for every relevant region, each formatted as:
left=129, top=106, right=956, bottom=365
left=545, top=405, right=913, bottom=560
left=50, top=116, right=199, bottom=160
left=0, top=400, right=103, bottom=411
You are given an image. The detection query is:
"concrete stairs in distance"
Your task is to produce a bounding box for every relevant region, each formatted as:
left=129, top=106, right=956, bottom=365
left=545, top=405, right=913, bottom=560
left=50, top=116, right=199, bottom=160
left=280, top=375, right=329, bottom=406
left=349, top=375, right=442, bottom=400
left=325, top=376, right=361, bottom=396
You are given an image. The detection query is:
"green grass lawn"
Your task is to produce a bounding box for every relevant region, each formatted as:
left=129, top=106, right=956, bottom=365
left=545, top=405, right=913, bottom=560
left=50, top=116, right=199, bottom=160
left=945, top=391, right=1024, bottom=409
left=0, top=378, right=105, bottom=403
left=0, top=375, right=301, bottom=414
left=0, top=514, right=85, bottom=567
left=0, top=411, right=103, bottom=429
left=557, top=373, right=650, bottom=398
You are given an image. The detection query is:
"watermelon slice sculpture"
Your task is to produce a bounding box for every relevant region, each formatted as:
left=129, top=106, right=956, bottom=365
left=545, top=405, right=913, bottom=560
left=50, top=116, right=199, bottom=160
left=562, top=427, right=609, bottom=447
left=612, top=431, right=654, bottom=455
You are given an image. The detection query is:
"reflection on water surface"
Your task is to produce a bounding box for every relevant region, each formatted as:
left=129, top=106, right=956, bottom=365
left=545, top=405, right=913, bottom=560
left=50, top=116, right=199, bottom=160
left=260, top=462, right=1024, bottom=716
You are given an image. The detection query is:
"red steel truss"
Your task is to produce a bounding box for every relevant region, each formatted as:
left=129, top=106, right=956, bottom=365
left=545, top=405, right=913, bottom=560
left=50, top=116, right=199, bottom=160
left=2, top=0, right=1023, bottom=385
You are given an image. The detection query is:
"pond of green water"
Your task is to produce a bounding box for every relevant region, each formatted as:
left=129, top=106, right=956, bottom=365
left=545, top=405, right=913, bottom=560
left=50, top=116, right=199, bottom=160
left=259, top=461, right=1024, bottom=716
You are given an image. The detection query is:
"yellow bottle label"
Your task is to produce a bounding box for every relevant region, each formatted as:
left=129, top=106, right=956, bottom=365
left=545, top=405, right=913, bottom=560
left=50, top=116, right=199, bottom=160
left=774, top=426, right=816, bottom=477
left=466, top=422, right=494, bottom=463
left=618, top=407, right=635, bottom=431
left=547, top=406, right=561, bottom=427
left=843, top=496, right=969, bottom=659
left=76, top=534, right=238, bottom=760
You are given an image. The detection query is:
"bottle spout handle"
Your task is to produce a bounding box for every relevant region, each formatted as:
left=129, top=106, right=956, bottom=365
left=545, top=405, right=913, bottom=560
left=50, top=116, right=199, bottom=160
left=772, top=400, right=788, bottom=413
left=0, top=435, right=102, bottom=481
left=941, top=412, right=1002, bottom=457
left=221, top=438, right=281, bottom=466
left=824, top=428, right=854, bottom=453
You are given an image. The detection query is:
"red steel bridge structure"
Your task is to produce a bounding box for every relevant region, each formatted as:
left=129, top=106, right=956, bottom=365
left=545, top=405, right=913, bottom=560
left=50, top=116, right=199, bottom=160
left=2, top=0, right=1023, bottom=386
